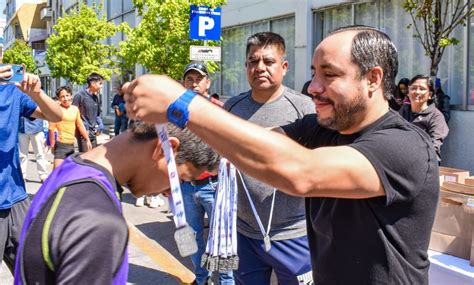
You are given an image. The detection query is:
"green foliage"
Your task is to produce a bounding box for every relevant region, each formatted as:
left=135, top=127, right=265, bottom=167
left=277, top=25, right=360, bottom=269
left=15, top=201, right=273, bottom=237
left=46, top=3, right=125, bottom=84
left=403, top=0, right=474, bottom=76
left=119, top=0, right=226, bottom=79
left=2, top=40, right=37, bottom=73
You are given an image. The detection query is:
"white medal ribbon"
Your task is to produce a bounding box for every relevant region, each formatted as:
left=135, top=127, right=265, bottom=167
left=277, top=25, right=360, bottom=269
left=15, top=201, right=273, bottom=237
left=205, top=159, right=238, bottom=258
left=155, top=124, right=187, bottom=228
left=237, top=170, right=276, bottom=251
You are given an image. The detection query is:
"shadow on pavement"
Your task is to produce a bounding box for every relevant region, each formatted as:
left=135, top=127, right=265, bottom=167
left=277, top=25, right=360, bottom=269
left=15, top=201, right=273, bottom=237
left=127, top=263, right=179, bottom=285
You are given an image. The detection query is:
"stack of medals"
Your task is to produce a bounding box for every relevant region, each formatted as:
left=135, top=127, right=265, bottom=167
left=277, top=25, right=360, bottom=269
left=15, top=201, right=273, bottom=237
left=156, top=124, right=198, bottom=257
left=201, top=158, right=239, bottom=272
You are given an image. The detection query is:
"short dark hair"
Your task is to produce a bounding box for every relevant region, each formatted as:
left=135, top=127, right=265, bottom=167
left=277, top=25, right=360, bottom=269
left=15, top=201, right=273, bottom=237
left=86, top=72, right=104, bottom=86
left=246, top=32, right=286, bottom=58
left=55, top=86, right=72, bottom=98
left=330, top=25, right=398, bottom=100
left=130, top=122, right=220, bottom=171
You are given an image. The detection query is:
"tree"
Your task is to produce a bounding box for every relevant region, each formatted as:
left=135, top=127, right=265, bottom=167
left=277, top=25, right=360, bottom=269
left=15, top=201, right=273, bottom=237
left=2, top=39, right=37, bottom=73
left=403, top=0, right=474, bottom=76
left=45, top=2, right=125, bottom=84
left=119, top=0, right=226, bottom=79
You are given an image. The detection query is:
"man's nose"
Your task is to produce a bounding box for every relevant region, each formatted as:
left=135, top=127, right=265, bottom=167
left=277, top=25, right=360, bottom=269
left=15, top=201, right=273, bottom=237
left=308, top=77, right=324, bottom=95
left=255, top=60, right=265, bottom=72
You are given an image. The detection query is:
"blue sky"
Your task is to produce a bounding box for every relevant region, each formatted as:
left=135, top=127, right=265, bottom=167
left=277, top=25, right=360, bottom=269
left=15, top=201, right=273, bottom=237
left=0, top=0, right=5, bottom=21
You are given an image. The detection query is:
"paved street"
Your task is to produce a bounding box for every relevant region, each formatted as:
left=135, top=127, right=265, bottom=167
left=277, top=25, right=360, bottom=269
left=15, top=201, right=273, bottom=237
left=0, top=134, right=196, bottom=285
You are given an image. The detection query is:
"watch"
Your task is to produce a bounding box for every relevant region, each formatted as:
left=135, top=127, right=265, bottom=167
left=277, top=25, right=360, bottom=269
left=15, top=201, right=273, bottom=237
left=167, top=89, right=198, bottom=128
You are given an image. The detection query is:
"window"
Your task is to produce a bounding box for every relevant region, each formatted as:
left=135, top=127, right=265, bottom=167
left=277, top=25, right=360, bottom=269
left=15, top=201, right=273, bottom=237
left=314, top=0, right=471, bottom=108
left=216, top=16, right=296, bottom=98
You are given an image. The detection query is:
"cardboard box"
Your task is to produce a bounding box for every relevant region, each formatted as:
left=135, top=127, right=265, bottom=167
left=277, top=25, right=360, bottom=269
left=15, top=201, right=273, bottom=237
left=465, top=177, right=474, bottom=187
left=429, top=188, right=474, bottom=266
left=439, top=167, right=470, bottom=184
left=442, top=181, right=474, bottom=195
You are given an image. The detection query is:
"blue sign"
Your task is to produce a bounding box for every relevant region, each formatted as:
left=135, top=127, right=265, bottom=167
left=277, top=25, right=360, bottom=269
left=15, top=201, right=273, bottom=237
left=189, top=5, right=221, bottom=41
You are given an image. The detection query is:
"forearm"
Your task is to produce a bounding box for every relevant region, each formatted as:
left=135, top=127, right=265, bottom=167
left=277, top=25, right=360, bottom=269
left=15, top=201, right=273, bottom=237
left=48, top=127, right=56, bottom=147
left=77, top=124, right=90, bottom=141
left=31, top=91, right=62, bottom=122
left=187, top=96, right=313, bottom=194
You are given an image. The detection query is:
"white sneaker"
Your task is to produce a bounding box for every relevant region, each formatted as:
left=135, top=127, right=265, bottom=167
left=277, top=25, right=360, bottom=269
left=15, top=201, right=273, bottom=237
left=147, top=195, right=164, bottom=208
left=135, top=196, right=145, bottom=207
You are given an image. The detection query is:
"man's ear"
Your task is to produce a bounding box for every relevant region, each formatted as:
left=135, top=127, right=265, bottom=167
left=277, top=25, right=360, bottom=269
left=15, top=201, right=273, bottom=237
left=282, top=60, right=289, bottom=76
left=152, top=137, right=181, bottom=160
left=366, top=66, right=384, bottom=93
left=168, top=137, right=180, bottom=153
left=152, top=139, right=163, bottom=161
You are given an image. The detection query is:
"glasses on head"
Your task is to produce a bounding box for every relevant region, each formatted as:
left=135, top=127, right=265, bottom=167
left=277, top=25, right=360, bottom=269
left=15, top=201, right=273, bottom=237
left=189, top=63, right=204, bottom=69
left=408, top=86, right=430, bottom=94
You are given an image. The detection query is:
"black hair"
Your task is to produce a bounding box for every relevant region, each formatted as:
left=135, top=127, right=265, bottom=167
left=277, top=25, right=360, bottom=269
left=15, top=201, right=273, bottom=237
left=130, top=122, right=220, bottom=171
left=398, top=78, right=410, bottom=88
left=246, top=32, right=286, bottom=58
left=330, top=25, right=398, bottom=100
left=86, top=72, right=104, bottom=86
left=55, top=86, right=72, bottom=98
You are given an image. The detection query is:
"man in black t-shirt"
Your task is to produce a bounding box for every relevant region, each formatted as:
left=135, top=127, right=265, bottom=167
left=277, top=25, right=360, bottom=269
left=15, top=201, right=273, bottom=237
left=72, top=72, right=104, bottom=152
left=124, top=25, right=439, bottom=284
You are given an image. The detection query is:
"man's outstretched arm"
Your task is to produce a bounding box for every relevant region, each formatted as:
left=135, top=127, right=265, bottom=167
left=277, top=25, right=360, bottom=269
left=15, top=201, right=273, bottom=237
left=0, top=65, right=62, bottom=122
left=124, top=75, right=384, bottom=199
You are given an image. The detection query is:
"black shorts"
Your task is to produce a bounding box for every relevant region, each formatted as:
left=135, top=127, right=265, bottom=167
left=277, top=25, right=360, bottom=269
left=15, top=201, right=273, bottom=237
left=54, top=142, right=75, bottom=159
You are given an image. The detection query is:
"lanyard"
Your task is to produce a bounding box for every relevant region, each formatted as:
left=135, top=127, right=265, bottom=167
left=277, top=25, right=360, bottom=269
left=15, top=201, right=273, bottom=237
left=206, top=159, right=238, bottom=257
left=155, top=124, right=187, bottom=228
left=237, top=170, right=276, bottom=244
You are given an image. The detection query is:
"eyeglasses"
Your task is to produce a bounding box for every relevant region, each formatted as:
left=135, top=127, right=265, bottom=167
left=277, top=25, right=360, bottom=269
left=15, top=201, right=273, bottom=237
left=408, top=86, right=430, bottom=94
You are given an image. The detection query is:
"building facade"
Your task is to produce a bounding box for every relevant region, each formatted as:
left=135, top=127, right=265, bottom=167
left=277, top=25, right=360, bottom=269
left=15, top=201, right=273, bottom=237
left=42, top=0, right=136, bottom=120
left=3, top=0, right=46, bottom=49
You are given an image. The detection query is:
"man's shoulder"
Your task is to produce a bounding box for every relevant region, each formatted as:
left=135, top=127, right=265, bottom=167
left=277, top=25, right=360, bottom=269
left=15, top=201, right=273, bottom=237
left=223, top=91, right=251, bottom=109
left=73, top=89, right=88, bottom=98
left=282, top=86, right=311, bottom=102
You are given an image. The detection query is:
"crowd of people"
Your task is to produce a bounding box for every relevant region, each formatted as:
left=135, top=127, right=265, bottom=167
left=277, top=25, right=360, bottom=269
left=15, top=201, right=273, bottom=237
left=0, top=24, right=454, bottom=285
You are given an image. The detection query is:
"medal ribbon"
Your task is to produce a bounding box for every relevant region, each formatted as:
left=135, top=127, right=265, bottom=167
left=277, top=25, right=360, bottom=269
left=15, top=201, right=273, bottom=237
left=156, top=124, right=187, bottom=228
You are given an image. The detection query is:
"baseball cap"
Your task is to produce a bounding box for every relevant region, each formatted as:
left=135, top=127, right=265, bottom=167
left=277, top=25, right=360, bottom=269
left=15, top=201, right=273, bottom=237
left=183, top=62, right=209, bottom=78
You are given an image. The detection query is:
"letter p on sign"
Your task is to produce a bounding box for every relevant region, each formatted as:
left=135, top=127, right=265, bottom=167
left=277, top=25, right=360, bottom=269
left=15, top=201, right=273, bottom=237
left=199, top=17, right=214, bottom=37
left=189, top=5, right=221, bottom=41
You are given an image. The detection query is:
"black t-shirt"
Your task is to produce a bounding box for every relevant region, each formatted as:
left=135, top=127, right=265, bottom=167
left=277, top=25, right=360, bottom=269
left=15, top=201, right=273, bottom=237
left=22, top=163, right=128, bottom=284
left=282, top=110, right=439, bottom=284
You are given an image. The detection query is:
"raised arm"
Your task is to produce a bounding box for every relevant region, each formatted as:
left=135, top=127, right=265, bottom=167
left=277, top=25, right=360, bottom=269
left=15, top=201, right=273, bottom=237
left=17, top=72, right=62, bottom=122
left=124, top=75, right=383, bottom=199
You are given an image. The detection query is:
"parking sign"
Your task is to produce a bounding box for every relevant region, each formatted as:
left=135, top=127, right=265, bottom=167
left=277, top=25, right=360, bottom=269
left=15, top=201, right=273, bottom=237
left=189, top=5, right=221, bottom=41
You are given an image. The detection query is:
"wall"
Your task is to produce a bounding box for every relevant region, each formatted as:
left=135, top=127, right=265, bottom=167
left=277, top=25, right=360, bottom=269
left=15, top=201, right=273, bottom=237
left=442, top=110, right=474, bottom=173
left=221, top=0, right=313, bottom=92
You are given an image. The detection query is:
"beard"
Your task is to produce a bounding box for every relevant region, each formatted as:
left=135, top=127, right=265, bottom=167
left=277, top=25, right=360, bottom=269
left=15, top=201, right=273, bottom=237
left=315, top=91, right=367, bottom=132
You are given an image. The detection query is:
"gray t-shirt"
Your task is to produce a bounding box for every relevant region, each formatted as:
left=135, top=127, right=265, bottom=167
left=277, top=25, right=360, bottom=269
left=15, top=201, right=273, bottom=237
left=224, top=87, right=315, bottom=240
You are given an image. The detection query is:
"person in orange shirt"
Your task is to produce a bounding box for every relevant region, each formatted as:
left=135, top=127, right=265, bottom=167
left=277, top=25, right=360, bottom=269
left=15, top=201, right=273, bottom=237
left=49, top=86, right=92, bottom=168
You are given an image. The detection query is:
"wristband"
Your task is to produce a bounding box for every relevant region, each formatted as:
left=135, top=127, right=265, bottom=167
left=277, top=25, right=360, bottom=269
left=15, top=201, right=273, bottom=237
left=166, top=89, right=198, bottom=128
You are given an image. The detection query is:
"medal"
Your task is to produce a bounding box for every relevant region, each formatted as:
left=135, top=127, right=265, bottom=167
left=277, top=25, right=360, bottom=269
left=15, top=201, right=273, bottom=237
left=174, top=225, right=198, bottom=257
left=264, top=235, right=271, bottom=252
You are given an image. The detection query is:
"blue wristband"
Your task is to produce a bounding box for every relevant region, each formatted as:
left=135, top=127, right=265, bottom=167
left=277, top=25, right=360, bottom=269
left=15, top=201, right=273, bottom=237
left=167, top=90, right=198, bottom=128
